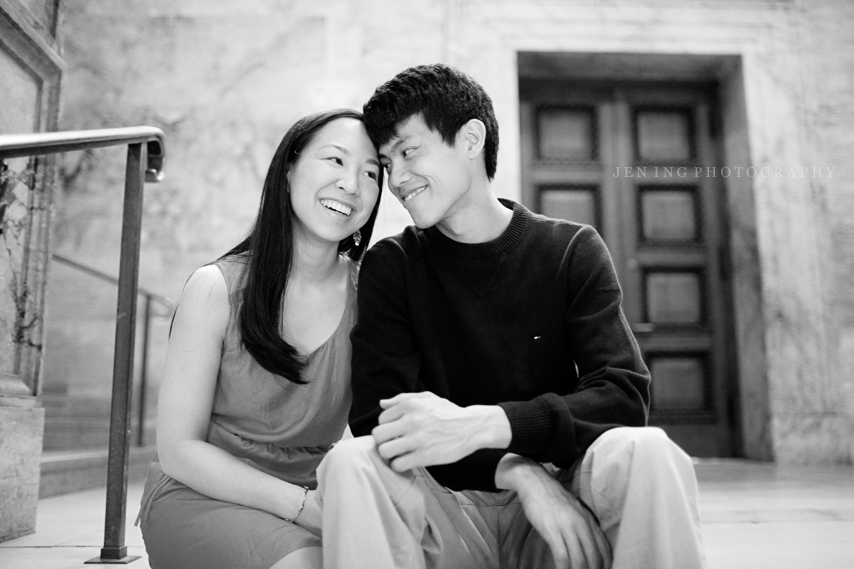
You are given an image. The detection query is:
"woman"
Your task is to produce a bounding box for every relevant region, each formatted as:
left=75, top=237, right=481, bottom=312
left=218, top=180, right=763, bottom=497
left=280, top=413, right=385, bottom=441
left=137, top=109, right=382, bottom=569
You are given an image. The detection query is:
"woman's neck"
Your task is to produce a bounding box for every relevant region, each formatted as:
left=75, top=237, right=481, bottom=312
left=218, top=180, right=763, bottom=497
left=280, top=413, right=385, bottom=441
left=290, top=237, right=343, bottom=284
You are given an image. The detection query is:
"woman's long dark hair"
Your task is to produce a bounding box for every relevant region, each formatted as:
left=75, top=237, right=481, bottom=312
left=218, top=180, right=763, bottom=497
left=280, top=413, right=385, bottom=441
left=219, top=109, right=383, bottom=385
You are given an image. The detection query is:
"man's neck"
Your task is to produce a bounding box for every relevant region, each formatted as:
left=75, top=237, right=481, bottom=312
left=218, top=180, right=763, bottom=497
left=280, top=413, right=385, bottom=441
left=435, top=186, right=513, bottom=245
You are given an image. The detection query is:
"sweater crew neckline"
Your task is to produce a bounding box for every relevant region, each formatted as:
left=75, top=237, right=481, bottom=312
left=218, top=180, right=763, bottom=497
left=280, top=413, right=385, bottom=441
left=426, top=199, right=528, bottom=259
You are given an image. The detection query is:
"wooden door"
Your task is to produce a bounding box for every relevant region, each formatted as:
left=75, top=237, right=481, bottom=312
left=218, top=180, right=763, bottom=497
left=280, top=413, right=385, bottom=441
left=520, top=80, right=736, bottom=457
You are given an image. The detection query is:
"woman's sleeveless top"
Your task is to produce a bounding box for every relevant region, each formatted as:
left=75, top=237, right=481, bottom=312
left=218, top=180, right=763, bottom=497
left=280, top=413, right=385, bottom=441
left=204, top=254, right=357, bottom=488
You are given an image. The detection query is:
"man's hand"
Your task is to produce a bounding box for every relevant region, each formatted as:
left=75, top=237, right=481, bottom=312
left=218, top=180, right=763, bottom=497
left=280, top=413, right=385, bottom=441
left=371, top=392, right=511, bottom=472
left=496, top=454, right=611, bottom=569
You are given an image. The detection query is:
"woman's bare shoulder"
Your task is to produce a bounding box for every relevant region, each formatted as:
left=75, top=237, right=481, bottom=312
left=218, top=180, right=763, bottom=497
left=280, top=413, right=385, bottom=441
left=172, top=265, right=230, bottom=335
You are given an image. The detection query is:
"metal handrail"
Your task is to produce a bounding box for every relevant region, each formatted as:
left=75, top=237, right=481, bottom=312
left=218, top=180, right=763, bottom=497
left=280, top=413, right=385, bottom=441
left=0, top=126, right=166, bottom=565
left=52, top=253, right=172, bottom=309
left=0, top=126, right=165, bottom=182
left=51, top=253, right=173, bottom=447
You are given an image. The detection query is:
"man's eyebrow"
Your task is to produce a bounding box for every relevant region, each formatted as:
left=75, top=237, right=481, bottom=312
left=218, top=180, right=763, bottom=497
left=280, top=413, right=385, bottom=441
left=380, top=134, right=412, bottom=159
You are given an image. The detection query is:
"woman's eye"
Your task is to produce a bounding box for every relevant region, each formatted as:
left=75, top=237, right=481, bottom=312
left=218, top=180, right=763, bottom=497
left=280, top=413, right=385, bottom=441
left=327, top=156, right=343, bottom=165
left=364, top=171, right=378, bottom=181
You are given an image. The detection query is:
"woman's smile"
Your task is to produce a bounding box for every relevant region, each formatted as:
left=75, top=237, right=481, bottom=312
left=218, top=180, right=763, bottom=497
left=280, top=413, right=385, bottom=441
left=319, top=198, right=354, bottom=217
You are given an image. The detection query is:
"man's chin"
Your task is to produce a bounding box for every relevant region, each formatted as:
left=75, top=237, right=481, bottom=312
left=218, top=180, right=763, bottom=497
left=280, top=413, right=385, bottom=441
left=407, top=210, right=437, bottom=229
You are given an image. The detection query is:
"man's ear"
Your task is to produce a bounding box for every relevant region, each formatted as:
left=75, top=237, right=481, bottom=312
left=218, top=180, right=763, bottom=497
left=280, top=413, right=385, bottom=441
left=459, top=119, right=486, bottom=159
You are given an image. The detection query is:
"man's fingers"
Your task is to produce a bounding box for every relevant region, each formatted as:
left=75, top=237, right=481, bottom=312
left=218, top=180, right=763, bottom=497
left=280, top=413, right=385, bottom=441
left=378, top=396, right=399, bottom=409
left=377, top=403, right=407, bottom=425
left=375, top=434, right=415, bottom=462
left=389, top=453, right=417, bottom=472
left=570, top=498, right=610, bottom=569
left=568, top=518, right=609, bottom=569
left=591, top=523, right=612, bottom=567
left=371, top=420, right=406, bottom=444
left=379, top=392, right=426, bottom=409
left=562, top=533, right=588, bottom=569
left=545, top=532, right=571, bottom=569
left=571, top=530, right=599, bottom=569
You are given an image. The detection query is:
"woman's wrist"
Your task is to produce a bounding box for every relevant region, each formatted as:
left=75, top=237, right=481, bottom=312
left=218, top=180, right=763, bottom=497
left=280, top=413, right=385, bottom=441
left=274, top=482, right=307, bottom=521
left=282, top=485, right=309, bottom=523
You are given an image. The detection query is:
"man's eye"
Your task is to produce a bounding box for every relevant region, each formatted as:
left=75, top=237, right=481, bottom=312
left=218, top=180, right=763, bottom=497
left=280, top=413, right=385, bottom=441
left=402, top=148, right=414, bottom=158
left=382, top=163, right=391, bottom=173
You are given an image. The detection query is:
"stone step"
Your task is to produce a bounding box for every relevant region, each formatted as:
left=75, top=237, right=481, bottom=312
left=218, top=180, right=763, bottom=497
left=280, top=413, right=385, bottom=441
left=41, top=416, right=156, bottom=451
left=39, top=446, right=157, bottom=498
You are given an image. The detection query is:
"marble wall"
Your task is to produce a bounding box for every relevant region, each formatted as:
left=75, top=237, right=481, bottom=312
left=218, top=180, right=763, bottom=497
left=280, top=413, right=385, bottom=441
left=449, top=0, right=852, bottom=462
left=52, top=0, right=853, bottom=462
left=0, top=0, right=62, bottom=542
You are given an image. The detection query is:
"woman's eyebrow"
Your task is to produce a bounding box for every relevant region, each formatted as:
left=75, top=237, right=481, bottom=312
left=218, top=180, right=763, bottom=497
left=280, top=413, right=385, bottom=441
left=319, top=143, right=351, bottom=155
left=320, top=143, right=378, bottom=166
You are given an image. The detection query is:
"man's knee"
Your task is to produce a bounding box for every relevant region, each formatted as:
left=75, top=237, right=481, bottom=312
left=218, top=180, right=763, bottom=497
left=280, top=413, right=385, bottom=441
left=318, top=435, right=422, bottom=510
left=321, top=436, right=378, bottom=476
left=596, top=427, right=691, bottom=473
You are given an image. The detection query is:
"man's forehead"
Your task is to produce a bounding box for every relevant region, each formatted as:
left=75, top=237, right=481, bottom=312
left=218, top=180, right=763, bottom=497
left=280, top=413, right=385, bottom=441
left=379, top=115, right=428, bottom=154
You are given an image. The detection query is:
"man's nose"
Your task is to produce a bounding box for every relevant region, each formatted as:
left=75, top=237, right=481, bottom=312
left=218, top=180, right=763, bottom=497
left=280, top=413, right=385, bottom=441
left=389, top=163, right=411, bottom=191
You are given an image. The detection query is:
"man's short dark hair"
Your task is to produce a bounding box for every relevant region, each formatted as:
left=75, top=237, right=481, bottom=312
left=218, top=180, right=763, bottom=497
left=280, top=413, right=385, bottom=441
left=363, top=63, right=499, bottom=180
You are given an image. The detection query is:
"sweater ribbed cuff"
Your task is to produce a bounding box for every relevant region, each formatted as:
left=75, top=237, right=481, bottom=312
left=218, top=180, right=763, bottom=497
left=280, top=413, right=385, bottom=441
left=498, top=397, right=555, bottom=457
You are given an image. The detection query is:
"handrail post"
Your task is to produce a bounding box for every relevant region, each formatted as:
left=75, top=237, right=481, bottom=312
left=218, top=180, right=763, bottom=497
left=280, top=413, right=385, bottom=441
left=86, top=142, right=146, bottom=564
left=137, top=294, right=152, bottom=447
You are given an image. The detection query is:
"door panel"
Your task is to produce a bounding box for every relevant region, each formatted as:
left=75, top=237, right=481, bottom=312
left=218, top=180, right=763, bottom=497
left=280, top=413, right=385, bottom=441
left=540, top=185, right=600, bottom=228
left=520, top=79, right=735, bottom=457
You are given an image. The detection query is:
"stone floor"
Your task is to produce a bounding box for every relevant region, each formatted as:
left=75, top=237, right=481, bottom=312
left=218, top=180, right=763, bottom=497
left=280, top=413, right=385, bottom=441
left=1, top=459, right=852, bottom=568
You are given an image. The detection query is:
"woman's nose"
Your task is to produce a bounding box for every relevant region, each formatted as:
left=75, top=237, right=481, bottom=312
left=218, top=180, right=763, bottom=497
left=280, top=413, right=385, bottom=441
left=336, top=170, right=359, bottom=195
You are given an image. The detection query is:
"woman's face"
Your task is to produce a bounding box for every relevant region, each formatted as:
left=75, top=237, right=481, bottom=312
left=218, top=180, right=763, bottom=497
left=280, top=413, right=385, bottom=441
left=287, top=118, right=380, bottom=248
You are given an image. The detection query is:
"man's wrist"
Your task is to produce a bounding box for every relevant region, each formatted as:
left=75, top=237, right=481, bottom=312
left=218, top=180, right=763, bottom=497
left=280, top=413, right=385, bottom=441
left=494, top=453, right=542, bottom=492
left=467, top=405, right=512, bottom=452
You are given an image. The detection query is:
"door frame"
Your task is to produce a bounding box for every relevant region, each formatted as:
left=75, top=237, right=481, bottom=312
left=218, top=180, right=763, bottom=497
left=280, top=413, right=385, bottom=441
left=519, top=68, right=745, bottom=457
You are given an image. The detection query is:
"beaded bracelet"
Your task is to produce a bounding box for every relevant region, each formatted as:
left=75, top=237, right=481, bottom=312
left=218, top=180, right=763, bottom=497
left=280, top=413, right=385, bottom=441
left=284, top=486, right=309, bottom=523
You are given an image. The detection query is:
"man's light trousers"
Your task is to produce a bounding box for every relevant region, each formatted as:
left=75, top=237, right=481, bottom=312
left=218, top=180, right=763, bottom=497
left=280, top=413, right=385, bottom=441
left=317, top=427, right=706, bottom=569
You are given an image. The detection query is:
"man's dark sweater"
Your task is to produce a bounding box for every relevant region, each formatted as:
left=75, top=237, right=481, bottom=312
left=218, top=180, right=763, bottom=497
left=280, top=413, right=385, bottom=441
left=349, top=200, right=650, bottom=491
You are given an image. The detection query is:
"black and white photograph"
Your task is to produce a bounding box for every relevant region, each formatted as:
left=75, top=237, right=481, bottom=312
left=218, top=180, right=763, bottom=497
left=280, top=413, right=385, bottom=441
left=1, top=1, right=852, bottom=568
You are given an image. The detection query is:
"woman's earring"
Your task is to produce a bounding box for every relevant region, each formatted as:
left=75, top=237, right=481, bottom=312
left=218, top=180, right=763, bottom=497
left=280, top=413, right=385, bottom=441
left=352, top=230, right=362, bottom=247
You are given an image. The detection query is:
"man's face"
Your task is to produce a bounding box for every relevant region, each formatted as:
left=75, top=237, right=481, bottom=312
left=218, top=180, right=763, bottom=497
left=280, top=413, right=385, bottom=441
left=378, top=114, right=472, bottom=229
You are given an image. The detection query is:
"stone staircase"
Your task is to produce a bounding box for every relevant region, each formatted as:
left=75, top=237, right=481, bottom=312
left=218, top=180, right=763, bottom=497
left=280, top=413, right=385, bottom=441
left=38, top=393, right=156, bottom=497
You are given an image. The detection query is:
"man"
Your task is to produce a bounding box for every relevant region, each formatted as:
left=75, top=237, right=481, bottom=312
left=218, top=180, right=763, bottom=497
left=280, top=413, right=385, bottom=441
left=317, top=64, right=706, bottom=569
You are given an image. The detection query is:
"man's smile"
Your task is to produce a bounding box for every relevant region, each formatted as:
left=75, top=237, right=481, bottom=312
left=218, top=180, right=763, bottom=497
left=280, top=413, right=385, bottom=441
left=401, top=185, right=427, bottom=204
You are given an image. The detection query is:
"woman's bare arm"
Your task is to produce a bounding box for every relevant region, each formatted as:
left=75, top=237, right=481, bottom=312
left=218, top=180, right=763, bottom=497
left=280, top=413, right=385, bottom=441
left=156, top=265, right=320, bottom=533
